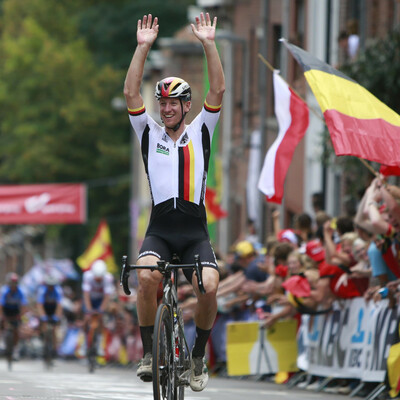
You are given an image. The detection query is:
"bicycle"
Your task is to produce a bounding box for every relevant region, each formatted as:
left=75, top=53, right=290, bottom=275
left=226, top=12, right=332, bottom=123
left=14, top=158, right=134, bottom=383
left=41, top=316, right=59, bottom=369
left=86, top=311, right=102, bottom=373
left=120, top=254, right=205, bottom=400
left=3, top=318, right=19, bottom=371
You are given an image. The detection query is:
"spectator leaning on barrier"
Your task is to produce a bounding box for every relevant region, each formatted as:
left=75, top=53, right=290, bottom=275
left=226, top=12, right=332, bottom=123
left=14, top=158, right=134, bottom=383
left=313, top=218, right=365, bottom=305
left=261, top=250, right=320, bottom=320
left=354, top=178, right=394, bottom=295
left=362, top=177, right=400, bottom=303
left=215, top=241, right=259, bottom=316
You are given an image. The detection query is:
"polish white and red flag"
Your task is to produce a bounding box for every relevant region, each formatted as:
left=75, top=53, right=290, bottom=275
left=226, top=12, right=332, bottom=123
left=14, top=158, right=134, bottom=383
left=258, top=71, right=309, bottom=204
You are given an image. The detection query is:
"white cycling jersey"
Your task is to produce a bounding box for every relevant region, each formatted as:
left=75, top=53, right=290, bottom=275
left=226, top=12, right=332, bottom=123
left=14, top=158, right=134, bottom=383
left=82, top=270, right=115, bottom=301
left=128, top=102, right=221, bottom=210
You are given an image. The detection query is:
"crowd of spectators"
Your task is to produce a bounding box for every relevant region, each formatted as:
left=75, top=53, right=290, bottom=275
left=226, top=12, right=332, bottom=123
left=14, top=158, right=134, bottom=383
left=1, top=174, right=400, bottom=397
left=199, top=174, right=400, bottom=397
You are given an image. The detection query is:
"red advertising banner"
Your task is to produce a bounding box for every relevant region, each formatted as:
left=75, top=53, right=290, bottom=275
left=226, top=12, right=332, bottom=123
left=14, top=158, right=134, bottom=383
left=0, top=184, right=87, bottom=224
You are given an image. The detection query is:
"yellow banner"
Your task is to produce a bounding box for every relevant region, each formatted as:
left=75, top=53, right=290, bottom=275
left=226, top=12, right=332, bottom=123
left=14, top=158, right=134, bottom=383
left=226, top=320, right=298, bottom=376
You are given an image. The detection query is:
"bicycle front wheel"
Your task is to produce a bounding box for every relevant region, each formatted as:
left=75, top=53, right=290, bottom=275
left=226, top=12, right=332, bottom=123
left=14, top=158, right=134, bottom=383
left=153, top=303, right=174, bottom=400
left=43, top=326, right=54, bottom=369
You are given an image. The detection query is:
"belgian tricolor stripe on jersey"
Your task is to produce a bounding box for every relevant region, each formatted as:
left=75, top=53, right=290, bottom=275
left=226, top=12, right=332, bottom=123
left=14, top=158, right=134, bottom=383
left=128, top=105, right=146, bottom=116
left=204, top=101, right=221, bottom=114
left=284, top=40, right=400, bottom=166
left=179, top=141, right=195, bottom=202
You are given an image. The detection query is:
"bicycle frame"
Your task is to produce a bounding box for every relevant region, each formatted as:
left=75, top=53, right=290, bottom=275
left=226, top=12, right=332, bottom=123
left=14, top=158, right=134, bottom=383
left=120, top=254, right=206, bottom=399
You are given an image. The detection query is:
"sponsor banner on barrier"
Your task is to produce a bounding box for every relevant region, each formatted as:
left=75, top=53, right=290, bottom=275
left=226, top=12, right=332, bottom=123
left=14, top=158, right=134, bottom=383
left=305, top=298, right=368, bottom=378
left=0, top=183, right=86, bottom=224
left=299, top=298, right=400, bottom=382
left=362, top=300, right=399, bottom=382
left=226, top=320, right=298, bottom=376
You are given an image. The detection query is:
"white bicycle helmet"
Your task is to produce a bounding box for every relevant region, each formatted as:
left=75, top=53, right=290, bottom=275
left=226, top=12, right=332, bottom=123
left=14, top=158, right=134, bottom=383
left=44, top=274, right=58, bottom=286
left=91, top=259, right=107, bottom=278
left=155, top=77, right=191, bottom=102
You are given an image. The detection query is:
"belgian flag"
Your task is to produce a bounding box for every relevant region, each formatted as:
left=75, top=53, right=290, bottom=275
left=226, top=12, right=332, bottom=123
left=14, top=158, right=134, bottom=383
left=283, top=40, right=400, bottom=166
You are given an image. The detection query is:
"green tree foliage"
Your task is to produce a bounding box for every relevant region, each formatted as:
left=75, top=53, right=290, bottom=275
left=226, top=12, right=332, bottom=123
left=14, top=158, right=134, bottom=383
left=76, top=0, right=195, bottom=69
left=340, top=29, right=400, bottom=114
left=0, top=0, right=197, bottom=266
left=0, top=0, right=130, bottom=261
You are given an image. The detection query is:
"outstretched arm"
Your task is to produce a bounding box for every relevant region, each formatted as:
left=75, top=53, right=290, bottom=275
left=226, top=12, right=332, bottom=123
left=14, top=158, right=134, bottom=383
left=124, top=14, right=159, bottom=110
left=191, top=13, right=225, bottom=107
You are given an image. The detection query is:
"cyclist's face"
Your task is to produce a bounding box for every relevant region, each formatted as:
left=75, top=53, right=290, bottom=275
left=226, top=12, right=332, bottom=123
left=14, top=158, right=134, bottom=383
left=159, top=98, right=190, bottom=128
left=9, top=281, right=18, bottom=289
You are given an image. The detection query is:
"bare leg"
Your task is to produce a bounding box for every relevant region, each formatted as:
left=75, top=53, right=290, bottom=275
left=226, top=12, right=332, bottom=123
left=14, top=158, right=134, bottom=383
left=136, top=255, right=162, bottom=326
left=192, top=267, right=219, bottom=329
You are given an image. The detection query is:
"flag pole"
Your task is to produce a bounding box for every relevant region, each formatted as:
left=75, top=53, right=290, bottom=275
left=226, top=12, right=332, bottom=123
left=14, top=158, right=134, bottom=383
left=257, top=53, right=378, bottom=178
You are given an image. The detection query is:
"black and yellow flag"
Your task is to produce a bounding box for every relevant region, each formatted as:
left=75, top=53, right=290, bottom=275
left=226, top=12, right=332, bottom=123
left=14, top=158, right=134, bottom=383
left=283, top=40, right=400, bottom=166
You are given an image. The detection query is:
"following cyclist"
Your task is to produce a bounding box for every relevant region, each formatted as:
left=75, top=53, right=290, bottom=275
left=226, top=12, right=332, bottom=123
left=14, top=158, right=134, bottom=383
left=82, top=259, right=114, bottom=354
left=36, top=274, right=63, bottom=355
left=124, top=12, right=225, bottom=391
left=0, top=272, right=28, bottom=360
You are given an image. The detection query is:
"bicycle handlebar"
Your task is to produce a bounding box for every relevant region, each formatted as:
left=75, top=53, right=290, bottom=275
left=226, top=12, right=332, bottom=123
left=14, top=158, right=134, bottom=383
left=120, top=254, right=206, bottom=296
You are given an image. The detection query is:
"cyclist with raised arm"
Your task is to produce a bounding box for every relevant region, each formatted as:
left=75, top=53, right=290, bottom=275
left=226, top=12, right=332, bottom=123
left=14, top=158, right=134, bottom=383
left=0, top=272, right=28, bottom=360
left=124, top=12, right=225, bottom=391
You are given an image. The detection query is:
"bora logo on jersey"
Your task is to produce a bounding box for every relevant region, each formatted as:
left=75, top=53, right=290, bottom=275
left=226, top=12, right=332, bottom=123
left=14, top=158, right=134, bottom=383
left=156, top=143, right=170, bottom=156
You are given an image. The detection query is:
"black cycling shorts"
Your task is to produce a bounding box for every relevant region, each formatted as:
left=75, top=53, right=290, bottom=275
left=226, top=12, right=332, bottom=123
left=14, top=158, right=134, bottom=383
left=44, top=304, right=57, bottom=316
left=138, top=237, right=218, bottom=283
left=138, top=204, right=219, bottom=282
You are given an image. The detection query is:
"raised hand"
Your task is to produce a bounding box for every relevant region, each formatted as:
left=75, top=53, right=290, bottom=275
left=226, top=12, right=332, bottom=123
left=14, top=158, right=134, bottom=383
left=191, top=12, right=217, bottom=43
left=137, top=14, right=159, bottom=46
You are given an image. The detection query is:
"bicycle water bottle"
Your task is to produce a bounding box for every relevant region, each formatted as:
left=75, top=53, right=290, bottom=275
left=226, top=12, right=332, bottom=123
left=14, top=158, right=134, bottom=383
left=174, top=313, right=179, bottom=360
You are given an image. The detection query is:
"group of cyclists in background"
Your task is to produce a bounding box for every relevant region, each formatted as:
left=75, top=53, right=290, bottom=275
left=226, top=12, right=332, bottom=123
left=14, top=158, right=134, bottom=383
left=0, top=260, right=129, bottom=371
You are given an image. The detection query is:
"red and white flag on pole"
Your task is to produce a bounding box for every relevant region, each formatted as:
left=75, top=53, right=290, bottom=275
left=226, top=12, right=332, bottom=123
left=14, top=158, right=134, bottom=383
left=258, top=71, right=309, bottom=204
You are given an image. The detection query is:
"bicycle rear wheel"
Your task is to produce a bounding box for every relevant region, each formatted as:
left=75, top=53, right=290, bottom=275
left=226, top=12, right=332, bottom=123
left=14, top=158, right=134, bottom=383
left=87, top=329, right=98, bottom=373
left=153, top=303, right=174, bottom=400
left=5, top=328, right=14, bottom=371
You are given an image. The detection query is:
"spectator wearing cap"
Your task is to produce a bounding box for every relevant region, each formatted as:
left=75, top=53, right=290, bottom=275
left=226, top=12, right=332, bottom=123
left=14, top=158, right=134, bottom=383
left=277, top=229, right=300, bottom=248
left=272, top=209, right=300, bottom=249
left=305, top=239, right=325, bottom=265
left=216, top=241, right=267, bottom=314
left=233, top=241, right=268, bottom=283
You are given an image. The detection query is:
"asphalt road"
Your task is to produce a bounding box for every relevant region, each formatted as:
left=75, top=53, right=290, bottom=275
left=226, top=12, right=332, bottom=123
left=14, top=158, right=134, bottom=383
left=0, top=358, right=371, bottom=400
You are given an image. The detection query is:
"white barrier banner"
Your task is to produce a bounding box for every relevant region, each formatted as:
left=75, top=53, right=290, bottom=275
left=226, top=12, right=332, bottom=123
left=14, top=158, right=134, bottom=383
left=299, top=298, right=399, bottom=381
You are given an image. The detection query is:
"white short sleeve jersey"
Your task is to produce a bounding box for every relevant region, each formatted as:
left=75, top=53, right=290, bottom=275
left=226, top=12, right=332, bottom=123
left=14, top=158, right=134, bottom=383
left=128, top=102, right=221, bottom=209
left=82, top=270, right=115, bottom=300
